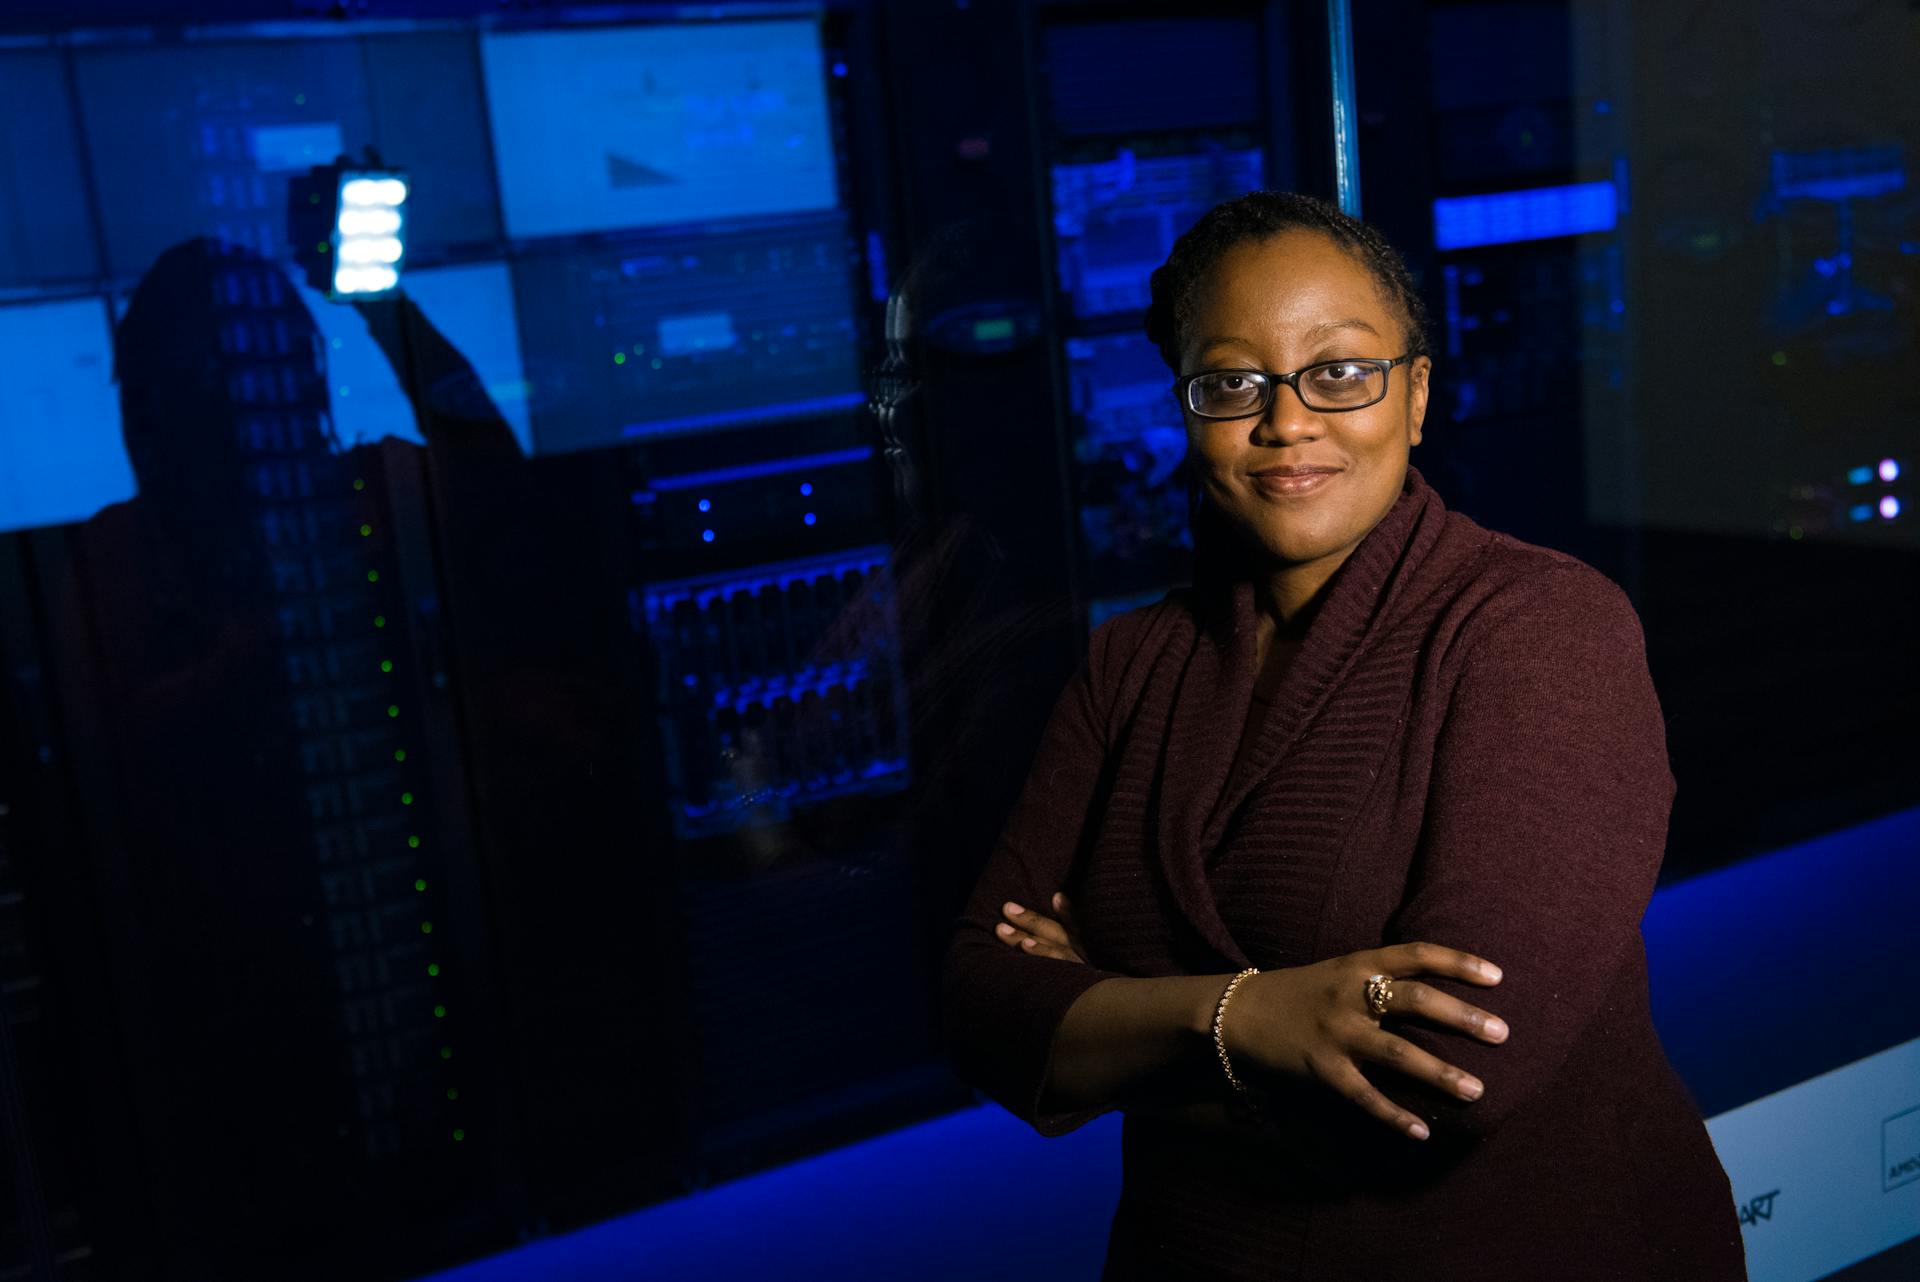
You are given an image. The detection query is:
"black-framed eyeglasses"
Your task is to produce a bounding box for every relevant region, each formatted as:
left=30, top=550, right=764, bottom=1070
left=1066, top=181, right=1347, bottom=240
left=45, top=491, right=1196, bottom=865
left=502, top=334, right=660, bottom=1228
left=1174, top=354, right=1415, bottom=418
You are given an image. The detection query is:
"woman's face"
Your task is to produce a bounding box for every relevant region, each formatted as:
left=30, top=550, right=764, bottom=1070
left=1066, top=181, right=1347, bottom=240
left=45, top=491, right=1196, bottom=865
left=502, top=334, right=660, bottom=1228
left=1179, top=230, right=1429, bottom=580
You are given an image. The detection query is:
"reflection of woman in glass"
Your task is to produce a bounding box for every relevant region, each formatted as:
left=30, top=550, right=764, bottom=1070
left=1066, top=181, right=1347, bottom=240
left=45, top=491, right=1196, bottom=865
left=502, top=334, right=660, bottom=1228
left=940, top=193, right=1746, bottom=1280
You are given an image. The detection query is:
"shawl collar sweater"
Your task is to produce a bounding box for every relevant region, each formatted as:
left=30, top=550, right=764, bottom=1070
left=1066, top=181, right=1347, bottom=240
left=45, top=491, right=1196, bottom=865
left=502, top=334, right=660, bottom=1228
left=939, top=464, right=1745, bottom=1280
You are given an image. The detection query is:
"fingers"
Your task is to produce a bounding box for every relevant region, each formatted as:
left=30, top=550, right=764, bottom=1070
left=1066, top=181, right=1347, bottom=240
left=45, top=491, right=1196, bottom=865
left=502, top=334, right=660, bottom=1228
left=1365, top=944, right=1509, bottom=1042
left=1237, top=947, right=1508, bottom=1145
left=1376, top=978, right=1510, bottom=1043
left=994, top=901, right=1079, bottom=962
left=1353, top=1027, right=1485, bottom=1102
left=1003, top=901, right=1075, bottom=950
left=1377, top=940, right=1503, bottom=986
left=1306, top=1050, right=1432, bottom=1141
left=1050, top=891, right=1080, bottom=931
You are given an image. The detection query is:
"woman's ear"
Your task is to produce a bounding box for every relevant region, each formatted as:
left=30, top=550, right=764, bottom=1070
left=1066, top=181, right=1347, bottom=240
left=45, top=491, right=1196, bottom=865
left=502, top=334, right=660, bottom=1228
left=1407, top=355, right=1431, bottom=446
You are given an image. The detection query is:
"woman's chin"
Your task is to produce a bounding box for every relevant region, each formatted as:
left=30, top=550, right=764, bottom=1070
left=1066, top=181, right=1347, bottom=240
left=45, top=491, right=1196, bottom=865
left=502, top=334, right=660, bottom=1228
left=1234, top=517, right=1342, bottom=566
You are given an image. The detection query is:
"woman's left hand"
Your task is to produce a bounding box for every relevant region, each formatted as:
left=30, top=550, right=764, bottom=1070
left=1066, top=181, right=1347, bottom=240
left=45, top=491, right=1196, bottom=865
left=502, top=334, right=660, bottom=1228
left=994, top=892, right=1089, bottom=964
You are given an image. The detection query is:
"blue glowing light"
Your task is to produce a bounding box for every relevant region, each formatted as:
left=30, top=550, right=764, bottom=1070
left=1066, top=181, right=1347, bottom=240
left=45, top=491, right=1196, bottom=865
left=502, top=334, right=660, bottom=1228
left=1432, top=181, right=1618, bottom=252
left=620, top=391, right=869, bottom=441
left=650, top=447, right=870, bottom=493
left=698, top=498, right=711, bottom=512
left=1770, top=147, right=1906, bottom=203
left=658, top=312, right=738, bottom=357
left=331, top=170, right=408, bottom=298
left=702, top=529, right=716, bottom=543
left=866, top=229, right=888, bottom=303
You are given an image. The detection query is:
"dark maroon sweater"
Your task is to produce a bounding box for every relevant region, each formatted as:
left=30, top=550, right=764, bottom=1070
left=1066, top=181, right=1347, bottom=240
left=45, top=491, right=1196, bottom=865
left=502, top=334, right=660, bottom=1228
left=939, top=465, right=1747, bottom=1281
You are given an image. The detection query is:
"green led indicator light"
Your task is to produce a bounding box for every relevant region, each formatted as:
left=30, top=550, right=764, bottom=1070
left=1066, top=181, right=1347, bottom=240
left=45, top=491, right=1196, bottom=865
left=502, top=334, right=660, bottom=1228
left=400, top=791, right=414, bottom=805
left=434, top=1004, right=447, bottom=1018
left=374, top=615, right=387, bottom=629
left=651, top=358, right=663, bottom=370
left=613, top=352, right=626, bottom=365
left=427, top=962, right=440, bottom=977
left=353, top=478, right=366, bottom=491
left=440, top=1046, right=453, bottom=1060
left=452, top=1129, right=466, bottom=1142
left=367, top=569, right=379, bottom=583
left=380, top=660, right=393, bottom=674
left=1771, top=351, right=1788, bottom=367
left=408, top=835, right=421, bottom=848
left=421, top=920, right=434, bottom=934
left=415, top=878, right=427, bottom=892
left=359, top=523, right=372, bottom=537
left=387, top=705, right=400, bottom=718
left=393, top=748, right=406, bottom=761
left=446, top=1087, right=459, bottom=1101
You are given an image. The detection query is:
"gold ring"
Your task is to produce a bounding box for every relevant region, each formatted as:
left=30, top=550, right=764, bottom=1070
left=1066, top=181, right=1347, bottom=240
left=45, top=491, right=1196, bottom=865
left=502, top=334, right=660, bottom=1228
left=1364, top=973, right=1394, bottom=1017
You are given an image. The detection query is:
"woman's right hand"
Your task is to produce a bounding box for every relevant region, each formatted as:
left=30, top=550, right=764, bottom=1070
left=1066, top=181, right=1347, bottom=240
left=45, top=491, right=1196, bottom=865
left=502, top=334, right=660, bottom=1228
left=1223, top=943, right=1508, bottom=1140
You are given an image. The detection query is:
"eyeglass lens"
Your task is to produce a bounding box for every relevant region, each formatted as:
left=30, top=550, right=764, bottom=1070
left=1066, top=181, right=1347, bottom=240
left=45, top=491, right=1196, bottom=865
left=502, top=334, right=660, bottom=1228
left=1187, top=362, right=1386, bottom=415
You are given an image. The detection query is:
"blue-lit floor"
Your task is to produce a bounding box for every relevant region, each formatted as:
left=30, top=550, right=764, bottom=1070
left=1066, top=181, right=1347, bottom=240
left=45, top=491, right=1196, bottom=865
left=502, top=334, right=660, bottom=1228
left=417, top=1102, right=1122, bottom=1282
left=416, top=804, right=1920, bottom=1282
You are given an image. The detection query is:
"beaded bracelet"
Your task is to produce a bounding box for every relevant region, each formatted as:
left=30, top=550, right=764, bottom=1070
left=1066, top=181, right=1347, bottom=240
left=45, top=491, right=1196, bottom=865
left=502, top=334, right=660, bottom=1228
left=1211, top=966, right=1261, bottom=1096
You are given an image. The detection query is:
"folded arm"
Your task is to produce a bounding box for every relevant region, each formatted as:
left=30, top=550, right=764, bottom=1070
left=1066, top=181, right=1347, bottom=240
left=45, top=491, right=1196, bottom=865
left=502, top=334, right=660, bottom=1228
left=1299, top=565, right=1677, bottom=1173
left=942, top=610, right=1281, bottom=1139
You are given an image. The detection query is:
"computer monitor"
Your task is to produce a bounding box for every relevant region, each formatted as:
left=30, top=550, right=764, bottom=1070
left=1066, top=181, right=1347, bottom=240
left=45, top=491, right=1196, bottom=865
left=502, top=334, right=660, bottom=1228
left=0, top=297, right=135, bottom=533
left=480, top=18, right=838, bottom=241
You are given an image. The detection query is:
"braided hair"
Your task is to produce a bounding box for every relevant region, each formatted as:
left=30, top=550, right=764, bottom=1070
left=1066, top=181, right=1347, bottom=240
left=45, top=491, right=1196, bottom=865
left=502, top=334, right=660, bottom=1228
left=1144, top=191, right=1431, bottom=618
left=1143, top=190, right=1431, bottom=374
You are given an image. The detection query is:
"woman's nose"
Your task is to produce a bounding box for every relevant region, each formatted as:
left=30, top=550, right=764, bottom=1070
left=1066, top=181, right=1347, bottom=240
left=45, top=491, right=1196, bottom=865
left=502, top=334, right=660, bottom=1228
left=1253, top=384, right=1325, bottom=441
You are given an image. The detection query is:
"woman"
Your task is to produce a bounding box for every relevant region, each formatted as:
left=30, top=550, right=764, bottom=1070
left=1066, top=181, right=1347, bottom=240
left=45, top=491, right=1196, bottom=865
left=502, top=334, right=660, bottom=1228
left=938, top=192, right=1746, bottom=1280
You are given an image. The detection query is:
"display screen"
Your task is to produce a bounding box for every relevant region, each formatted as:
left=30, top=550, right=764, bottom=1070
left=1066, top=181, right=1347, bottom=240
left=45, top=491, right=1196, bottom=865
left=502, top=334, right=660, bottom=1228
left=0, top=52, right=99, bottom=287
left=480, top=19, right=838, bottom=240
left=511, top=216, right=863, bottom=455
left=71, top=33, right=497, bottom=278
left=0, top=297, right=135, bottom=533
left=301, top=261, right=534, bottom=455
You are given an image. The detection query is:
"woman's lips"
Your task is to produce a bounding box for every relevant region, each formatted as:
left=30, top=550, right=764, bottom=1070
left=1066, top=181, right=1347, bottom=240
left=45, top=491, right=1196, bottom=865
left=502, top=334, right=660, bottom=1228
left=1249, top=469, right=1340, bottom=497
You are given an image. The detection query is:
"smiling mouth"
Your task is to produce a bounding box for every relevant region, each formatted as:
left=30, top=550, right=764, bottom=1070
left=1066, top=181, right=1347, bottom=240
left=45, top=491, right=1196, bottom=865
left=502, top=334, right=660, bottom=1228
left=1248, top=470, right=1340, bottom=497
